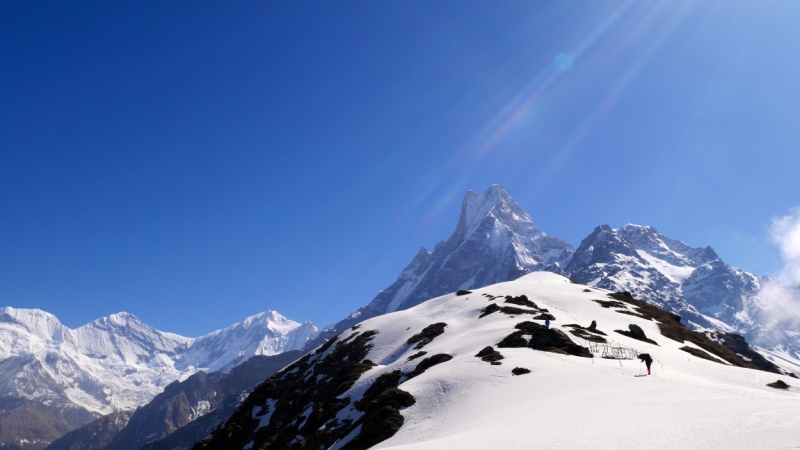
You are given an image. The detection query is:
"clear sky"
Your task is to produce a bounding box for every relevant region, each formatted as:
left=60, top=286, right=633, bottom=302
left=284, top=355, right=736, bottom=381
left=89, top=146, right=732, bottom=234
left=2, top=1, right=799, bottom=337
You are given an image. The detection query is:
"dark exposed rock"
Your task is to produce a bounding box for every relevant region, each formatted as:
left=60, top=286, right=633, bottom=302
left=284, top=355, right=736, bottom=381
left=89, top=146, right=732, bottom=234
left=481, top=302, right=548, bottom=319
left=354, top=371, right=403, bottom=412
left=504, top=295, right=539, bottom=309
left=615, top=324, right=659, bottom=346
left=563, top=323, right=606, bottom=336
left=497, top=321, right=592, bottom=358
left=475, top=346, right=504, bottom=365
left=511, top=368, right=531, bottom=376
left=627, top=324, right=648, bottom=341
left=405, top=352, right=427, bottom=362
left=615, top=309, right=650, bottom=320
left=406, top=354, right=454, bottom=380
left=456, top=290, right=472, bottom=296
left=767, top=380, right=790, bottom=389
left=593, top=299, right=627, bottom=309
left=193, top=331, right=380, bottom=450
left=533, top=313, right=556, bottom=321
left=407, top=323, right=448, bottom=350
left=479, top=303, right=501, bottom=318
left=567, top=328, right=607, bottom=343
left=502, top=306, right=539, bottom=316
left=345, top=370, right=415, bottom=450
left=342, top=404, right=406, bottom=450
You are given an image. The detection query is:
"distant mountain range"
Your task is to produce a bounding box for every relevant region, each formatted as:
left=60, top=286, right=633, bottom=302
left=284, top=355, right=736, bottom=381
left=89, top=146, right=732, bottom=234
left=3, top=184, right=799, bottom=449
left=0, top=308, right=317, bottom=449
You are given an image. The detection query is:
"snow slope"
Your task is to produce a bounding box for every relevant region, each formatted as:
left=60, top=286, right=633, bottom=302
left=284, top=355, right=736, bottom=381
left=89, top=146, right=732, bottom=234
left=205, top=272, right=800, bottom=450
left=370, top=273, right=800, bottom=449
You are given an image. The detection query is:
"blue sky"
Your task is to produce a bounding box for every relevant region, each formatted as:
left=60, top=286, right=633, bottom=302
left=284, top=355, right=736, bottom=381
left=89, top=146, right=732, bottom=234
left=2, top=1, right=799, bottom=337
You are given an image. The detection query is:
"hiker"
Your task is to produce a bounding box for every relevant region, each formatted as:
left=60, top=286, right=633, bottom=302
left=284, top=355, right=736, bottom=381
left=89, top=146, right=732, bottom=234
left=545, top=318, right=550, bottom=329
left=639, top=353, right=653, bottom=375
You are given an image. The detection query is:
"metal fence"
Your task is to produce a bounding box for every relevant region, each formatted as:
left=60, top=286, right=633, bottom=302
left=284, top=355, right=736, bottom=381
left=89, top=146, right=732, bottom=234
left=583, top=341, right=639, bottom=360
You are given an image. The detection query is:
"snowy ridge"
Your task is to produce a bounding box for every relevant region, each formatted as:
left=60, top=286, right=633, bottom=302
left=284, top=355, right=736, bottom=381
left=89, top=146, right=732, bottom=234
left=0, top=308, right=318, bottom=415
left=199, top=273, right=800, bottom=450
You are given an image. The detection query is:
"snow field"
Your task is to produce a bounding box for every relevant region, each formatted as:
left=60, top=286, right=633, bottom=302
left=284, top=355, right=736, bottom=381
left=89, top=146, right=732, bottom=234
left=326, top=272, right=799, bottom=449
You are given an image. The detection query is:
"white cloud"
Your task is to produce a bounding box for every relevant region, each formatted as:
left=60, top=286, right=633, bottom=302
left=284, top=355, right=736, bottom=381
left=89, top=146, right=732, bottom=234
left=770, top=207, right=800, bottom=285
left=751, top=208, right=800, bottom=359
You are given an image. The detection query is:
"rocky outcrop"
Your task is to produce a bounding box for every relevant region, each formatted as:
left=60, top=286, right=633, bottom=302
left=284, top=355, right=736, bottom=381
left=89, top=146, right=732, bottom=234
left=0, top=396, right=96, bottom=450
left=43, top=410, right=133, bottom=450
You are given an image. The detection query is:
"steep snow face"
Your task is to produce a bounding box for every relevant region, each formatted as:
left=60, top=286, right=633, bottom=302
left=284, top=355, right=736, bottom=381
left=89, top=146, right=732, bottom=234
left=377, top=184, right=575, bottom=314
left=682, top=261, right=761, bottom=320
left=73, top=312, right=193, bottom=363
left=564, top=225, right=688, bottom=313
left=0, top=308, right=317, bottom=415
left=178, top=311, right=317, bottom=373
left=210, top=273, right=800, bottom=450
left=618, top=224, right=718, bottom=268
left=377, top=274, right=799, bottom=449
left=308, top=185, right=574, bottom=349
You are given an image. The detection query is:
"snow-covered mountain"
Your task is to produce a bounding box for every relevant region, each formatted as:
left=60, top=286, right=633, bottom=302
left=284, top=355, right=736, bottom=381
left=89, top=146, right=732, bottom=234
left=0, top=307, right=317, bottom=449
left=561, top=224, right=800, bottom=366
left=196, top=273, right=800, bottom=450
left=177, top=311, right=317, bottom=374
left=308, top=186, right=800, bottom=372
left=7, top=184, right=800, bottom=449
left=307, top=184, right=574, bottom=349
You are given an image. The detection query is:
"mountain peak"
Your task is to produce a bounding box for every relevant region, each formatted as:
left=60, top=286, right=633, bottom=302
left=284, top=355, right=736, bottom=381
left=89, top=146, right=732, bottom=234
left=618, top=223, right=720, bottom=267
left=305, top=185, right=574, bottom=350
left=457, top=184, right=539, bottom=240
left=0, top=306, right=64, bottom=341
left=107, top=312, right=138, bottom=326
